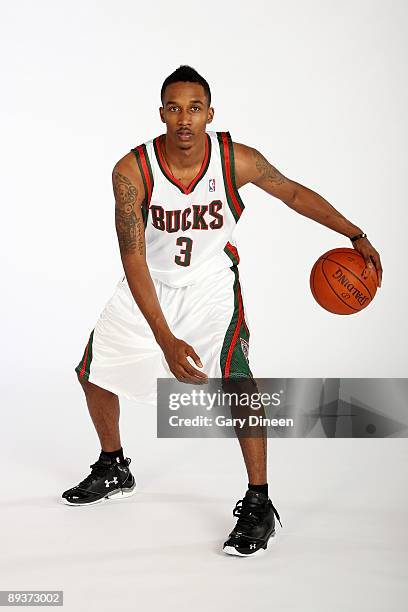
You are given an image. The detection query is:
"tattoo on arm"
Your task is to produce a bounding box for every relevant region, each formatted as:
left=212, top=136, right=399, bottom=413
left=113, top=170, right=144, bottom=256
left=252, top=149, right=287, bottom=186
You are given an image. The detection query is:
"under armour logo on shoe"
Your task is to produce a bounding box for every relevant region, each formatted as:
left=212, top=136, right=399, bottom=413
left=249, top=543, right=257, bottom=549
left=105, top=477, right=118, bottom=488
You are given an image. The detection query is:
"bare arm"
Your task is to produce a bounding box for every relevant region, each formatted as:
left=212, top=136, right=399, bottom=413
left=113, top=154, right=173, bottom=346
left=233, top=142, right=382, bottom=286
left=234, top=143, right=363, bottom=236
left=112, top=154, right=207, bottom=380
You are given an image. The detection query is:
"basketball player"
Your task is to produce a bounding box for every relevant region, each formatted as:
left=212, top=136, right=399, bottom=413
left=62, top=66, right=383, bottom=557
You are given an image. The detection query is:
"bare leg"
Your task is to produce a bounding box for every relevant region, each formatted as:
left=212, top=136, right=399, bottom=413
left=235, top=434, right=267, bottom=485
left=222, top=378, right=268, bottom=485
left=77, top=375, right=122, bottom=451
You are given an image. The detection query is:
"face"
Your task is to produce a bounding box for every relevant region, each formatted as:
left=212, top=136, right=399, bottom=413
left=160, top=82, right=214, bottom=149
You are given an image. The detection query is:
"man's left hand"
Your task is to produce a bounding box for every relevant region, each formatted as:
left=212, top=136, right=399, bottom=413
left=352, top=237, right=383, bottom=288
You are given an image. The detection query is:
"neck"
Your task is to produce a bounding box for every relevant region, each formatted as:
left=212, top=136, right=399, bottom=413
left=163, top=132, right=206, bottom=170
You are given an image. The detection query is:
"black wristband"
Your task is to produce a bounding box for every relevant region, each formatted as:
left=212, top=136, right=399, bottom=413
left=350, top=232, right=367, bottom=242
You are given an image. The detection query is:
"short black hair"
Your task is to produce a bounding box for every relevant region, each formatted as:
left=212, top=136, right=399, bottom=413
left=161, top=65, right=211, bottom=106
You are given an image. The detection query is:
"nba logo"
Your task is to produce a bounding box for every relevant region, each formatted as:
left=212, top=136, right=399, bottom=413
left=209, top=178, right=215, bottom=192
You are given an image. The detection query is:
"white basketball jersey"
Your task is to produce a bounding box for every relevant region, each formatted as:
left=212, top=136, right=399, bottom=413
left=130, top=130, right=245, bottom=287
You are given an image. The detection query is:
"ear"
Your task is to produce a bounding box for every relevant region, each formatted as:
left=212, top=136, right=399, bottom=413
left=206, top=106, right=215, bottom=124
left=159, top=107, right=166, bottom=123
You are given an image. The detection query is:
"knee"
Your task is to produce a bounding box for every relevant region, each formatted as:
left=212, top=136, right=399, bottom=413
left=222, top=376, right=262, bottom=418
left=222, top=376, right=258, bottom=396
left=76, top=372, right=116, bottom=398
left=76, top=372, right=92, bottom=391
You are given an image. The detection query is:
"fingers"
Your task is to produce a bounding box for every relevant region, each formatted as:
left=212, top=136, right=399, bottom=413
left=183, top=359, right=208, bottom=382
left=366, top=252, right=382, bottom=288
left=372, top=254, right=383, bottom=288
left=184, top=347, right=208, bottom=378
left=362, top=252, right=374, bottom=271
left=359, top=244, right=383, bottom=289
left=178, top=369, right=208, bottom=385
left=179, top=346, right=208, bottom=384
left=165, top=339, right=209, bottom=384
left=176, top=363, right=208, bottom=384
left=185, top=345, right=203, bottom=369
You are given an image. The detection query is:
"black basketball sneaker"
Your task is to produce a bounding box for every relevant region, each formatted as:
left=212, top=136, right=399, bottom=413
left=223, top=490, right=282, bottom=556
left=62, top=453, right=136, bottom=506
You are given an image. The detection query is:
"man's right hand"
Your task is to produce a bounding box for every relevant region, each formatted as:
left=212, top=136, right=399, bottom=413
left=160, top=334, right=208, bottom=384
left=112, top=155, right=208, bottom=386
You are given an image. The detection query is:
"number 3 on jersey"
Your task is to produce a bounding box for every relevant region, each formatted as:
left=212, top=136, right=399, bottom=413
left=175, top=237, right=193, bottom=267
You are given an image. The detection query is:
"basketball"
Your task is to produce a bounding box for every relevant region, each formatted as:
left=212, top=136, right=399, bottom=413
left=310, top=248, right=378, bottom=315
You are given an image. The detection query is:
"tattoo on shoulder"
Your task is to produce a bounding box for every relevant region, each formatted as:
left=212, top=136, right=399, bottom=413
left=252, top=149, right=287, bottom=185
left=113, top=170, right=144, bottom=256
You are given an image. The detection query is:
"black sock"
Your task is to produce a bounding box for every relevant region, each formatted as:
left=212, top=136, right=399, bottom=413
left=248, top=482, right=268, bottom=497
left=100, top=447, right=125, bottom=464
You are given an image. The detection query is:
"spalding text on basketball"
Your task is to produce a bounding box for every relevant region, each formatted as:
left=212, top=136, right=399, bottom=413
left=332, top=268, right=369, bottom=305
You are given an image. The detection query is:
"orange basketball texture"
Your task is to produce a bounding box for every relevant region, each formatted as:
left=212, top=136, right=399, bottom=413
left=310, top=248, right=378, bottom=314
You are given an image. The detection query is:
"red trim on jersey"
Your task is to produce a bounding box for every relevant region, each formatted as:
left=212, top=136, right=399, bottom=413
left=220, top=132, right=243, bottom=217
left=225, top=241, right=240, bottom=265
left=136, top=145, right=153, bottom=207
left=155, top=134, right=210, bottom=194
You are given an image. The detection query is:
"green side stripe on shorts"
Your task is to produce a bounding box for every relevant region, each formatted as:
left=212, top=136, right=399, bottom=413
left=75, top=329, right=95, bottom=381
left=220, top=267, right=253, bottom=379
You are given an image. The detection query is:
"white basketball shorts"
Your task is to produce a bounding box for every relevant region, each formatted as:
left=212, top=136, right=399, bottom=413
left=75, top=265, right=254, bottom=400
